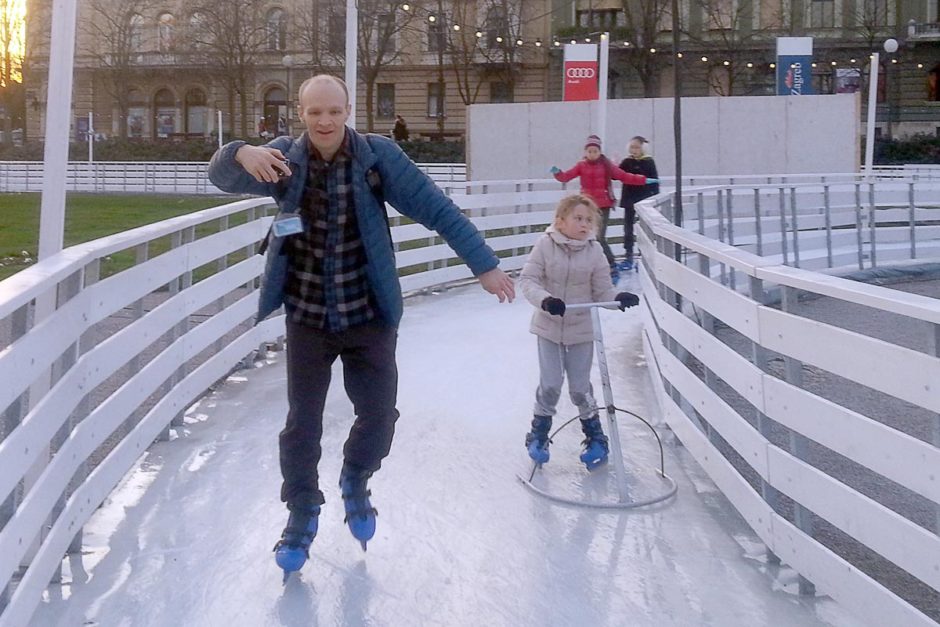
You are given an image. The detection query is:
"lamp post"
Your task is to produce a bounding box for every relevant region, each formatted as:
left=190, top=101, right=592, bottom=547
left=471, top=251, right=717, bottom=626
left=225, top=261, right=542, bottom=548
left=884, top=38, right=899, bottom=141
left=864, top=38, right=898, bottom=176
left=282, top=54, right=293, bottom=136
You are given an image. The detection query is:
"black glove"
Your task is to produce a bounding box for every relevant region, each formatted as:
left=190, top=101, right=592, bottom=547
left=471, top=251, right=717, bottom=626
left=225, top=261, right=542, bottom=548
left=615, top=292, right=639, bottom=311
left=541, top=297, right=566, bottom=317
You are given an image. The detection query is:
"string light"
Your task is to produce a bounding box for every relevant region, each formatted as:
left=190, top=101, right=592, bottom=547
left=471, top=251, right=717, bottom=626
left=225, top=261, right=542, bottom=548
left=385, top=3, right=930, bottom=73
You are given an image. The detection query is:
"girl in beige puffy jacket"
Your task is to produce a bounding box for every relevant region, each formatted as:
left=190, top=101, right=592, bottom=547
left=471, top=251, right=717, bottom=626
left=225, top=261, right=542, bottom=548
left=518, top=194, right=640, bottom=469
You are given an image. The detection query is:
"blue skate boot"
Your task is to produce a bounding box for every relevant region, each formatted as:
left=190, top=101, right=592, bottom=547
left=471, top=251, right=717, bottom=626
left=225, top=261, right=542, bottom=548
left=610, top=267, right=621, bottom=286
left=579, top=416, right=610, bottom=471
left=525, top=415, right=552, bottom=464
left=274, top=503, right=320, bottom=582
left=340, top=464, right=377, bottom=551
left=617, top=256, right=634, bottom=272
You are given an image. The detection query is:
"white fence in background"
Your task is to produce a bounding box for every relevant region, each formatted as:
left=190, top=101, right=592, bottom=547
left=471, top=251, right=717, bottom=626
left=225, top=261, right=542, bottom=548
left=1, top=173, right=940, bottom=625
left=0, top=161, right=467, bottom=194
left=637, top=178, right=940, bottom=627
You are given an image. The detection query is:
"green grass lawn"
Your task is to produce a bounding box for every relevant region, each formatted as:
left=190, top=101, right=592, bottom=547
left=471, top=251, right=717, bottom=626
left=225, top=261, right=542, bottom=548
left=0, top=193, right=233, bottom=281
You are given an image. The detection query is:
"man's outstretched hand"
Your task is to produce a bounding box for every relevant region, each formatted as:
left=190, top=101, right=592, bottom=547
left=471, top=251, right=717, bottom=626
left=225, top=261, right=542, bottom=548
left=478, top=268, right=515, bottom=303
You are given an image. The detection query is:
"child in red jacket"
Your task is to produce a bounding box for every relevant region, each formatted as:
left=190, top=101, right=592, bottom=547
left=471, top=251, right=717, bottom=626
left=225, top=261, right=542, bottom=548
left=551, top=135, right=657, bottom=283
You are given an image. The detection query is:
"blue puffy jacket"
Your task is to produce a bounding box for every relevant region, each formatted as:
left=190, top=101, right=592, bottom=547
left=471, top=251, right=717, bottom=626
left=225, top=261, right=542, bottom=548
left=208, top=129, right=499, bottom=325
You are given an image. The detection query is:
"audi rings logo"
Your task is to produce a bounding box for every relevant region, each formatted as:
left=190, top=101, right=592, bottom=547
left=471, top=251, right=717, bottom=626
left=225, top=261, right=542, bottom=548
left=566, top=67, right=596, bottom=79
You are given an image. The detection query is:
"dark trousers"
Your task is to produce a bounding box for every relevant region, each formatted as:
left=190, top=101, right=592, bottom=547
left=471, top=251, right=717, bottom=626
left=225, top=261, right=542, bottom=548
left=280, top=318, right=399, bottom=507
left=597, top=207, right=615, bottom=267
left=622, top=203, right=636, bottom=259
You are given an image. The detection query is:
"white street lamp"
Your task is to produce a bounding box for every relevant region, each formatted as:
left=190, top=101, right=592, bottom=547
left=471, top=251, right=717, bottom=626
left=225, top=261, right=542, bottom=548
left=282, top=54, right=293, bottom=135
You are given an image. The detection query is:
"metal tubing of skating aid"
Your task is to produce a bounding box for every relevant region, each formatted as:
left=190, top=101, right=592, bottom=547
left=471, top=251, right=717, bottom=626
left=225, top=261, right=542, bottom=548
left=592, top=306, right=629, bottom=503
left=566, top=302, right=630, bottom=503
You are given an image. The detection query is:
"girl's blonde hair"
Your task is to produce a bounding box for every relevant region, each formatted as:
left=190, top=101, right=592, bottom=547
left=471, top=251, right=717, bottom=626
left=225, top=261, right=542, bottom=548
left=554, top=193, right=600, bottom=227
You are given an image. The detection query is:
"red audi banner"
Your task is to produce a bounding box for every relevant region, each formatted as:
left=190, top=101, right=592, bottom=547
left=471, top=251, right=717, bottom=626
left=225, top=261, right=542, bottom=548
left=563, top=43, right=598, bottom=101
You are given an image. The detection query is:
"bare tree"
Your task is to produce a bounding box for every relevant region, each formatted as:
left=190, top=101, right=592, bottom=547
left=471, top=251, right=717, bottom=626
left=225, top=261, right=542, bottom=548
left=618, top=0, right=672, bottom=97
left=684, top=0, right=779, bottom=95
left=0, top=0, right=24, bottom=142
left=444, top=0, right=487, bottom=107
left=292, top=0, right=331, bottom=77
left=475, top=0, right=527, bottom=102
left=844, top=0, right=894, bottom=49
left=189, top=0, right=269, bottom=137
left=320, top=0, right=417, bottom=132
left=81, top=0, right=151, bottom=138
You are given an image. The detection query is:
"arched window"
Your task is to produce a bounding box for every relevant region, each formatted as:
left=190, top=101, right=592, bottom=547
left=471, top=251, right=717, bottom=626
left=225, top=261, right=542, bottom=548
left=266, top=8, right=287, bottom=51
left=129, top=14, right=144, bottom=52
left=127, top=88, right=147, bottom=138
left=158, top=13, right=175, bottom=52
left=184, top=88, right=208, bottom=136
left=263, top=87, right=287, bottom=134
left=154, top=88, right=176, bottom=138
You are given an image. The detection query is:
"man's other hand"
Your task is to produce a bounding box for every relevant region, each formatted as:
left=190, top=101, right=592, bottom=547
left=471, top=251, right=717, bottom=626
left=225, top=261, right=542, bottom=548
left=478, top=268, right=515, bottom=303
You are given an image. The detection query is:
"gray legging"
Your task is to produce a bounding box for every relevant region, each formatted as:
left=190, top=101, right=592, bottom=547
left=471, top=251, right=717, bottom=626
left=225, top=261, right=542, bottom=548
left=533, top=337, right=597, bottom=419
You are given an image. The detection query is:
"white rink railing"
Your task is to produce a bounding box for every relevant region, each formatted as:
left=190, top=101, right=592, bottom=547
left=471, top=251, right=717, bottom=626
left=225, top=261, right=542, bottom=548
left=1, top=173, right=940, bottom=625
left=637, top=179, right=940, bottom=626
left=0, top=161, right=467, bottom=194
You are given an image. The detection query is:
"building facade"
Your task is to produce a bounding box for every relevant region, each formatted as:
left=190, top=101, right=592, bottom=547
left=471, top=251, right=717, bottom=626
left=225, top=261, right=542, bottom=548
left=22, top=0, right=940, bottom=144
left=23, top=0, right=553, bottom=143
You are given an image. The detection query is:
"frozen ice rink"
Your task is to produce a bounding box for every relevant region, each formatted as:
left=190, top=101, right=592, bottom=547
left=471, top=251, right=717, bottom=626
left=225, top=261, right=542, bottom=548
left=33, top=275, right=861, bottom=627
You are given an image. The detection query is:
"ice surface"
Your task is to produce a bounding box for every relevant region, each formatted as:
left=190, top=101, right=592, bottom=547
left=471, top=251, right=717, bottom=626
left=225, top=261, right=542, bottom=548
left=34, top=275, right=861, bottom=626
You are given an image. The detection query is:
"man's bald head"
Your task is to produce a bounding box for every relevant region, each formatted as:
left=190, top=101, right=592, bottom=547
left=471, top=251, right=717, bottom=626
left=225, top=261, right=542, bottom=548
left=296, top=74, right=352, bottom=161
left=298, top=75, right=349, bottom=106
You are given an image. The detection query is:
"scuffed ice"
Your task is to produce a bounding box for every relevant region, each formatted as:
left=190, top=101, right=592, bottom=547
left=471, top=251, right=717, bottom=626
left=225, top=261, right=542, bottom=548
left=34, top=279, right=862, bottom=627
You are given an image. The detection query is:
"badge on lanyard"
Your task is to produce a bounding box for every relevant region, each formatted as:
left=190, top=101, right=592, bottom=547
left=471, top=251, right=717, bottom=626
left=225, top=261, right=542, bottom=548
left=272, top=215, right=303, bottom=237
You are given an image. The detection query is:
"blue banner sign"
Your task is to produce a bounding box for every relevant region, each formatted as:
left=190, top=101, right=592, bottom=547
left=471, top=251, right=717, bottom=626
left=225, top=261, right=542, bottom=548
left=777, top=56, right=814, bottom=95
left=776, top=37, right=814, bottom=96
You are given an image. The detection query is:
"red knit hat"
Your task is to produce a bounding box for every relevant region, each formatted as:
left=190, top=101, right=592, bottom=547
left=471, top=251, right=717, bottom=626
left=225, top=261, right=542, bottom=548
left=585, top=134, right=602, bottom=150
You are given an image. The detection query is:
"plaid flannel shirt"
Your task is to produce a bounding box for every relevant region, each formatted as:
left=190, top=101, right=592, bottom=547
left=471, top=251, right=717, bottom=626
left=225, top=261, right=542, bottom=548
left=283, top=137, right=376, bottom=330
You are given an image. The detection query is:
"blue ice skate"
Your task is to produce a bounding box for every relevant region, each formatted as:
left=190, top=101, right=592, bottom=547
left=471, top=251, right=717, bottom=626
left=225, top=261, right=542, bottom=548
left=616, top=258, right=634, bottom=272
left=525, top=415, right=552, bottom=464
left=274, top=504, right=320, bottom=583
left=579, top=416, right=610, bottom=471
left=340, top=464, right=377, bottom=551
left=610, top=268, right=621, bottom=286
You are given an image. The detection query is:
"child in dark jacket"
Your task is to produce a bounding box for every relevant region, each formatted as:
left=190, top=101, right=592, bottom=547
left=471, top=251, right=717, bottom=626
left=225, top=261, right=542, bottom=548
left=551, top=134, right=658, bottom=284
left=617, top=136, right=660, bottom=271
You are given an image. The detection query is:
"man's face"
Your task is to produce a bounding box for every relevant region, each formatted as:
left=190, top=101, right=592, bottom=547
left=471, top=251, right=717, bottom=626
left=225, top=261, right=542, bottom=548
left=297, top=79, right=351, bottom=156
